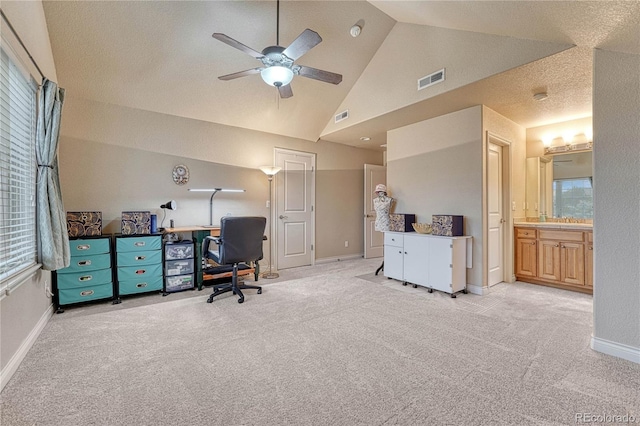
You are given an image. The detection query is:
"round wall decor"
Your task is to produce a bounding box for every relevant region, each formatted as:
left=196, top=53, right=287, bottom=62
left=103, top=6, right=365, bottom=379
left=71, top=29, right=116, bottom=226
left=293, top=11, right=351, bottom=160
left=172, top=164, right=189, bottom=185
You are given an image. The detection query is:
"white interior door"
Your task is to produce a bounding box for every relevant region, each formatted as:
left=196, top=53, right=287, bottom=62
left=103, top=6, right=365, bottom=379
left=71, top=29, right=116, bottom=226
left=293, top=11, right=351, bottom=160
left=488, top=142, right=504, bottom=286
left=275, top=149, right=314, bottom=270
left=364, top=164, right=386, bottom=258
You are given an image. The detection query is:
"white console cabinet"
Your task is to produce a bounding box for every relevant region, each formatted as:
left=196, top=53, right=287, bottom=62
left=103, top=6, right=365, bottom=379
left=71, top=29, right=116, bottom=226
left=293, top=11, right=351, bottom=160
left=383, top=232, right=471, bottom=297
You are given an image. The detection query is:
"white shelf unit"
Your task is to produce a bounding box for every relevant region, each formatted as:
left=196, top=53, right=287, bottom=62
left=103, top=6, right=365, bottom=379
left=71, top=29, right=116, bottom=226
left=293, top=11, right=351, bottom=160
left=383, top=232, right=471, bottom=297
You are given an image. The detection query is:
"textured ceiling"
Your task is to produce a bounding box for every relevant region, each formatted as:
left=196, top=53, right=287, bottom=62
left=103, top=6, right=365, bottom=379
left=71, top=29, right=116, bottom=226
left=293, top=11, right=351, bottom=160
left=42, top=1, right=395, bottom=142
left=41, top=1, right=639, bottom=150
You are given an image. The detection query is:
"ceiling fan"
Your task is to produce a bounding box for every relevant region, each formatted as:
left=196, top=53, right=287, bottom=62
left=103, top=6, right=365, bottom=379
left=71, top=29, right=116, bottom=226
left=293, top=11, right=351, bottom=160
left=212, top=0, right=342, bottom=99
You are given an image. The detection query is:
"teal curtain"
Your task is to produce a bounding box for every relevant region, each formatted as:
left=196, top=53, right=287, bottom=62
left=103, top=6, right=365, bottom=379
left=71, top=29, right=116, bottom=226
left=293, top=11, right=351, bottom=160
left=36, top=79, right=69, bottom=270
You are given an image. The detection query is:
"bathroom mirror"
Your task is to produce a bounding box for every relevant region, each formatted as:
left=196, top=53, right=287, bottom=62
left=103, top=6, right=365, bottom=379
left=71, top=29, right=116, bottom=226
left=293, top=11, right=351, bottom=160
left=526, top=151, right=593, bottom=219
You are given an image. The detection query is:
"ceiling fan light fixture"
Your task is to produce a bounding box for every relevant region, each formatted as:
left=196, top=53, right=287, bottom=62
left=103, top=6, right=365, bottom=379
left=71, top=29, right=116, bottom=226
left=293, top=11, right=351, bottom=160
left=261, top=66, right=294, bottom=87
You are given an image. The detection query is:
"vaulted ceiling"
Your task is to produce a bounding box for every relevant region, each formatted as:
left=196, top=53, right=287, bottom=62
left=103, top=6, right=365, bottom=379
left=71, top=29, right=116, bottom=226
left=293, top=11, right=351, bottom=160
left=41, top=1, right=640, bottom=151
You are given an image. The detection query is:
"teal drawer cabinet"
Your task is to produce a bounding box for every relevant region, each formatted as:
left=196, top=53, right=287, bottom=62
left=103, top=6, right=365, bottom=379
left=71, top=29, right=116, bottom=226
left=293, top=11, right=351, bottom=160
left=54, top=236, right=114, bottom=313
left=114, top=234, right=163, bottom=301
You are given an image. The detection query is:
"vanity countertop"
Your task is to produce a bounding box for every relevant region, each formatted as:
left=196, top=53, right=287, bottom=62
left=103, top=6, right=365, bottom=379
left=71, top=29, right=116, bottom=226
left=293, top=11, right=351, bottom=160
left=514, top=222, right=593, bottom=230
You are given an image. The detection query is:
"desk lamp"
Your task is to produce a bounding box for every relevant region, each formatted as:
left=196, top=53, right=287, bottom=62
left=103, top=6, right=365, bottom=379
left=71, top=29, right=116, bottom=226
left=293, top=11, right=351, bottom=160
left=160, top=200, right=176, bottom=229
left=188, top=188, right=245, bottom=226
left=259, top=166, right=282, bottom=279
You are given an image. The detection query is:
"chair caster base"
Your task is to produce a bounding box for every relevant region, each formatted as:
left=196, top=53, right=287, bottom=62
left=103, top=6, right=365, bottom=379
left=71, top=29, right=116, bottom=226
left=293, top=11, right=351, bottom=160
left=237, top=297, right=244, bottom=304
left=257, top=288, right=262, bottom=294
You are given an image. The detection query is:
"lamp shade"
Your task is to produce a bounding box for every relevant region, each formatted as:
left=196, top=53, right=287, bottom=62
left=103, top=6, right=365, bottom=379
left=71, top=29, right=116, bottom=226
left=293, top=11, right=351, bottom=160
left=160, top=200, right=177, bottom=210
left=259, top=166, right=282, bottom=176
left=260, top=66, right=293, bottom=87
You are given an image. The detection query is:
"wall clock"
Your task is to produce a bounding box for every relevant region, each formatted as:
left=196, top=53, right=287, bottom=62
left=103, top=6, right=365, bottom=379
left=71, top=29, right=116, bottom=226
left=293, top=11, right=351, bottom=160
left=172, top=164, right=189, bottom=185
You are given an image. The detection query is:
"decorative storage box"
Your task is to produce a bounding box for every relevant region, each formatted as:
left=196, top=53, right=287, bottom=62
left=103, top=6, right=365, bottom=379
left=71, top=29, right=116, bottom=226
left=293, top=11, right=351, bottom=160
left=121, top=211, right=151, bottom=235
left=432, top=215, right=464, bottom=236
left=389, top=213, right=416, bottom=232
left=165, top=241, right=194, bottom=260
left=66, top=211, right=102, bottom=237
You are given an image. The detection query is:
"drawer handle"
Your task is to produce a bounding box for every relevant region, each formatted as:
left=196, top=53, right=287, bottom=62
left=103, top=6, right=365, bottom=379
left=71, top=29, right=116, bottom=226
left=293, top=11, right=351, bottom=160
left=136, top=282, right=148, bottom=288
left=555, top=244, right=559, bottom=247
left=135, top=269, right=146, bottom=275
left=134, top=241, right=146, bottom=247
left=135, top=255, right=146, bottom=261
left=530, top=242, right=535, bottom=245
left=77, top=244, right=90, bottom=250
left=588, top=246, right=593, bottom=250
left=77, top=260, right=92, bottom=266
left=80, top=290, right=94, bottom=297
left=79, top=275, right=92, bottom=282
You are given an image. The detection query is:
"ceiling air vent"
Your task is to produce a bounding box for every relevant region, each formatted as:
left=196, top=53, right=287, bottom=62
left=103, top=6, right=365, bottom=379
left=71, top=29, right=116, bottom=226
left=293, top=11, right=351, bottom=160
left=418, top=68, right=445, bottom=91
left=335, top=110, right=349, bottom=123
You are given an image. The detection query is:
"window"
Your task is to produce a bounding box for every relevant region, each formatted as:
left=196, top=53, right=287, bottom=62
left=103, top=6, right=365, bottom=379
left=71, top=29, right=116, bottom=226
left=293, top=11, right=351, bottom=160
left=552, top=178, right=593, bottom=219
left=0, top=47, right=38, bottom=283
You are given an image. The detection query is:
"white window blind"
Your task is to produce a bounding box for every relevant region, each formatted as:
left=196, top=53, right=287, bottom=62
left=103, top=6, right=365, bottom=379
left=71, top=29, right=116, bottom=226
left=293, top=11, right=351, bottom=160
left=0, top=47, right=38, bottom=282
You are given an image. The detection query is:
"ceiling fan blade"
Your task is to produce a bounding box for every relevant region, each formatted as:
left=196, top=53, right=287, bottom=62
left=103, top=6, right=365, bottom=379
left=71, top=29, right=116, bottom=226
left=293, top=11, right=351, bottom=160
left=212, top=33, right=264, bottom=59
left=278, top=84, right=293, bottom=99
left=282, top=29, right=322, bottom=60
left=298, top=66, right=342, bottom=85
left=218, top=67, right=264, bottom=81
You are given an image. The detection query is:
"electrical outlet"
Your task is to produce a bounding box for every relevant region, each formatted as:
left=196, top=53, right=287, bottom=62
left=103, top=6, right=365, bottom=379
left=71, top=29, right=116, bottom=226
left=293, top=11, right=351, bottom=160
left=344, top=241, right=349, bottom=248
left=266, top=200, right=270, bottom=208
left=512, top=201, right=516, bottom=211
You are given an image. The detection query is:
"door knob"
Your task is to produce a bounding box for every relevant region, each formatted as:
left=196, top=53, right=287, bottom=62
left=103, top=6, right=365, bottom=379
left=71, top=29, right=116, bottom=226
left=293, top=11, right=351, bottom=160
left=500, top=218, right=506, bottom=223
left=279, top=215, right=288, bottom=219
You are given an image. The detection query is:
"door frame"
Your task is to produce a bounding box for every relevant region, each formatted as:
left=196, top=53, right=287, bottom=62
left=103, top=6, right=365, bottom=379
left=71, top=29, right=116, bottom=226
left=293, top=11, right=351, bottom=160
left=484, top=132, right=514, bottom=287
left=273, top=147, right=316, bottom=270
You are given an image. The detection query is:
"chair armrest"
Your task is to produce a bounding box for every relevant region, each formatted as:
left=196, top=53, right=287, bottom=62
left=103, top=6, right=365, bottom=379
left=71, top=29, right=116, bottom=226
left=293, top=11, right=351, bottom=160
left=202, top=235, right=221, bottom=257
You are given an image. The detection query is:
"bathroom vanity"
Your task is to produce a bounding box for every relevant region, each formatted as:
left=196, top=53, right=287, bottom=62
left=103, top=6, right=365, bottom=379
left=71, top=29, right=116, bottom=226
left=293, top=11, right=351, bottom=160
left=514, top=223, right=593, bottom=293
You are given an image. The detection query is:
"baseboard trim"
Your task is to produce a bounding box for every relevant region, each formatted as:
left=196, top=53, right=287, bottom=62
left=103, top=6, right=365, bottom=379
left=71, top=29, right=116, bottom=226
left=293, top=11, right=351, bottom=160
left=466, top=284, right=489, bottom=296
left=591, top=336, right=640, bottom=364
left=315, top=254, right=364, bottom=265
left=1, top=304, right=54, bottom=392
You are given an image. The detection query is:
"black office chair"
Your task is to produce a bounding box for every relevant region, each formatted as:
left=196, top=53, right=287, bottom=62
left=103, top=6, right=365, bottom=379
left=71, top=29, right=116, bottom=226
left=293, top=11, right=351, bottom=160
left=202, top=216, right=266, bottom=304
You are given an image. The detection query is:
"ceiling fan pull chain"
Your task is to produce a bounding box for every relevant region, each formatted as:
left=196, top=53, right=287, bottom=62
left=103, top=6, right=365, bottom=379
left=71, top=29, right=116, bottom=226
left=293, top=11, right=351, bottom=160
left=276, top=0, right=280, bottom=46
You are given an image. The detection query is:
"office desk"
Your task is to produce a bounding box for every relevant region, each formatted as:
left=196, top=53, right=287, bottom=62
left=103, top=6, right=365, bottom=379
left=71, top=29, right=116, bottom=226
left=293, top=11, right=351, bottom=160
left=163, top=225, right=258, bottom=290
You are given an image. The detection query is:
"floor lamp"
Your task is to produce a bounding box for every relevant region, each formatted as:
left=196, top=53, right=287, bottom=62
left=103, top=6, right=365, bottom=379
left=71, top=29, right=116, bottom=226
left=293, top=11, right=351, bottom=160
left=259, top=166, right=282, bottom=279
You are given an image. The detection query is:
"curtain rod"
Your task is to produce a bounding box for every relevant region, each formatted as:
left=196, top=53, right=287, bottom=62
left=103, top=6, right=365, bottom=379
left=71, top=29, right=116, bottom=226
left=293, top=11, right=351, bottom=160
left=0, top=8, right=46, bottom=80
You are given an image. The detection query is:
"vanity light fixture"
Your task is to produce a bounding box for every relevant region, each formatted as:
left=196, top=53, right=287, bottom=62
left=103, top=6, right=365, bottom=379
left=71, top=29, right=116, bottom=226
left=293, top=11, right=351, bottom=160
left=542, top=127, right=593, bottom=155
left=188, top=188, right=246, bottom=226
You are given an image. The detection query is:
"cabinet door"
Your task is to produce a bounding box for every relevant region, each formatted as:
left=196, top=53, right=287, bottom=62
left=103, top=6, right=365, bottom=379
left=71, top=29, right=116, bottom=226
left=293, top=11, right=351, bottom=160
left=428, top=238, right=454, bottom=293
left=560, top=242, right=585, bottom=286
left=585, top=243, right=593, bottom=287
left=403, top=235, right=428, bottom=286
left=515, top=238, right=537, bottom=278
left=538, top=239, right=561, bottom=281
left=384, top=245, right=404, bottom=281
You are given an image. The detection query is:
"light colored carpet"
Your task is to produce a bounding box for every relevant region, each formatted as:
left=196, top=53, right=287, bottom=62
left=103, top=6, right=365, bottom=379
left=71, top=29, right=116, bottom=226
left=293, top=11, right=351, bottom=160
left=1, top=258, right=638, bottom=425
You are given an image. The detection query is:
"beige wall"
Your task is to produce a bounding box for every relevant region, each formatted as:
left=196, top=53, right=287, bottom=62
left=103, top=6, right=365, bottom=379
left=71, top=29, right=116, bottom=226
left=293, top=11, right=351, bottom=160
left=386, top=105, right=525, bottom=290
left=387, top=106, right=484, bottom=288
left=58, top=96, right=382, bottom=263
left=0, top=1, right=57, bottom=389
left=324, top=22, right=571, bottom=135
left=592, top=49, right=640, bottom=361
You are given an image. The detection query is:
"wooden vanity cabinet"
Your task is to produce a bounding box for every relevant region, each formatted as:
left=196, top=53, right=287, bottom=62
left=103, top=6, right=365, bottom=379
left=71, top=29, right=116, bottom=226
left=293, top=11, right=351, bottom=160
left=515, top=227, right=593, bottom=293
left=585, top=231, right=593, bottom=288
left=515, top=228, right=537, bottom=278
